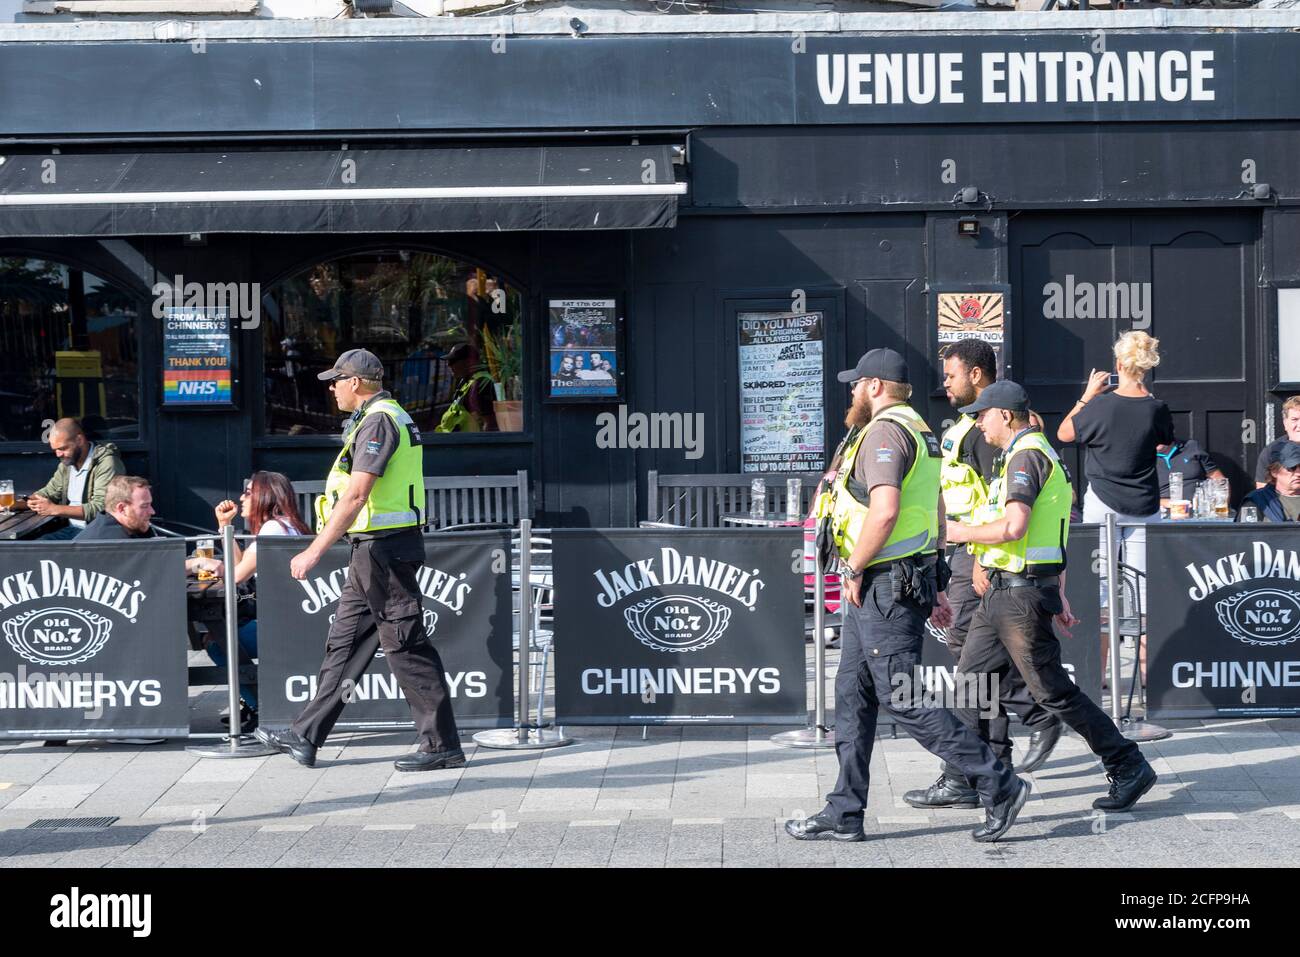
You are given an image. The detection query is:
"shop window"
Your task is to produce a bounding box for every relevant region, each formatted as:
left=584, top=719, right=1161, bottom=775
left=262, top=250, right=525, bottom=436
left=0, top=257, right=140, bottom=443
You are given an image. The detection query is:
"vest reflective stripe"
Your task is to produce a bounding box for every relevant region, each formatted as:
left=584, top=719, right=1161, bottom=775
left=318, top=396, right=424, bottom=534
left=829, top=404, right=940, bottom=568
left=972, top=430, right=1071, bottom=574
left=940, top=414, right=989, bottom=522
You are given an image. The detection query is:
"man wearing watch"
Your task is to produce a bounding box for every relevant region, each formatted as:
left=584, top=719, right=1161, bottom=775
left=786, top=348, right=1029, bottom=845
left=948, top=380, right=1158, bottom=813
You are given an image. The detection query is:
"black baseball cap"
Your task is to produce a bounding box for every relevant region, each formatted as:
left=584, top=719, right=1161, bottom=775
left=836, top=348, right=909, bottom=385
left=959, top=380, right=1031, bottom=416
left=317, top=348, right=385, bottom=382
left=1278, top=442, right=1300, bottom=470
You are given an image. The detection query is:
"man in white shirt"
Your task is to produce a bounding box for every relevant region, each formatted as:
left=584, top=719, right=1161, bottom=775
left=14, top=419, right=125, bottom=540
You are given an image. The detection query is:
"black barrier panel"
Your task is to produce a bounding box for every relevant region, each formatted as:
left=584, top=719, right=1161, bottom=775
left=1148, top=524, right=1300, bottom=719
left=552, top=528, right=806, bottom=725
left=882, top=527, right=1103, bottom=727
left=0, top=540, right=188, bottom=738
left=256, top=531, right=514, bottom=731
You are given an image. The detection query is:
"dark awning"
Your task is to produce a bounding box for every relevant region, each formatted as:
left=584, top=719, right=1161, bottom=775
left=0, top=143, right=685, bottom=236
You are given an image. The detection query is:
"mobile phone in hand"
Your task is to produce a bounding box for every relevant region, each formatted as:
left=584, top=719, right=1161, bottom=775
left=1106, top=373, right=1120, bottom=389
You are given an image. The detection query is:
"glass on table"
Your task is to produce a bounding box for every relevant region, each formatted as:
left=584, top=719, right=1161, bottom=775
left=1211, top=479, right=1231, bottom=518
left=0, top=480, right=13, bottom=512
left=750, top=477, right=767, bottom=520
left=1240, top=505, right=1260, bottom=523
left=194, top=538, right=217, bottom=581
left=785, top=478, right=802, bottom=523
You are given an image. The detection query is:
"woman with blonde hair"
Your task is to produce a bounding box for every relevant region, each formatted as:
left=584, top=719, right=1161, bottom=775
left=1058, top=330, right=1174, bottom=604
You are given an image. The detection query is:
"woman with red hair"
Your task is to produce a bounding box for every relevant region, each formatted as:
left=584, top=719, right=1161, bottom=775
left=187, top=471, right=310, bottom=730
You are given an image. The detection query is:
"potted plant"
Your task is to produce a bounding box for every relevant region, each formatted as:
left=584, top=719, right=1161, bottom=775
left=475, top=322, right=523, bottom=431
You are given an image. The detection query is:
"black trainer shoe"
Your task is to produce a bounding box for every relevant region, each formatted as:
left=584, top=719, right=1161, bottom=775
left=972, top=778, right=1031, bottom=843
left=1019, top=722, right=1062, bottom=774
left=254, top=727, right=317, bottom=768
left=1092, top=758, right=1157, bottom=812
left=784, top=813, right=865, bottom=842
left=394, top=748, right=467, bottom=772
left=903, top=773, right=980, bottom=809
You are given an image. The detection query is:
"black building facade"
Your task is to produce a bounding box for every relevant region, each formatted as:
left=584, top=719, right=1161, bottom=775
left=1, top=18, right=1298, bottom=527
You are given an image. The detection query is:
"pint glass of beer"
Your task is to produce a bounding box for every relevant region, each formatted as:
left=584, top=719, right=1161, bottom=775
left=195, top=538, right=216, bottom=581
left=0, top=480, right=13, bottom=511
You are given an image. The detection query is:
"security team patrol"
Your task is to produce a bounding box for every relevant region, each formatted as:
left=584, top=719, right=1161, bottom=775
left=906, top=340, right=1062, bottom=812
left=257, top=349, right=464, bottom=773
left=946, top=381, right=1158, bottom=812
left=786, top=348, right=1030, bottom=844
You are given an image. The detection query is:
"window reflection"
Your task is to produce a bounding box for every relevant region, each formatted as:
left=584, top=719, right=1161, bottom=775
left=0, top=257, right=140, bottom=442
left=262, top=250, right=525, bottom=435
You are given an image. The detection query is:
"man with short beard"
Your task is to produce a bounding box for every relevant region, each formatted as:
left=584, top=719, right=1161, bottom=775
left=785, top=348, right=1029, bottom=844
left=905, top=340, right=1062, bottom=811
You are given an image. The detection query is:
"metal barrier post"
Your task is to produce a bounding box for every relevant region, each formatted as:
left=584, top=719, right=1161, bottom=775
left=1106, top=513, right=1123, bottom=727
left=1114, top=518, right=1170, bottom=743
left=772, top=545, right=835, bottom=749
left=187, top=524, right=274, bottom=757
left=475, top=519, right=571, bottom=750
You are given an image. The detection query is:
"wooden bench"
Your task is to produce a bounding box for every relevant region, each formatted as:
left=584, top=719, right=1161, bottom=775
left=645, top=471, right=822, bottom=527
left=293, top=471, right=531, bottom=532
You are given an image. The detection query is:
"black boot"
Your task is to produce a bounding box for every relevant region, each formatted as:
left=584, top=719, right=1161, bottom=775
left=903, top=772, right=980, bottom=809
left=784, top=813, right=865, bottom=842
left=972, top=778, right=1031, bottom=843
left=1093, top=757, right=1157, bottom=812
left=1019, top=722, right=1062, bottom=774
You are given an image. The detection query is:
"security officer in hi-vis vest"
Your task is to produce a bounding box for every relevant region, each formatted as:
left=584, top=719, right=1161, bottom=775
left=906, top=340, right=1062, bottom=812
left=786, top=349, right=1029, bottom=844
left=257, top=349, right=464, bottom=773
left=946, top=381, right=1157, bottom=812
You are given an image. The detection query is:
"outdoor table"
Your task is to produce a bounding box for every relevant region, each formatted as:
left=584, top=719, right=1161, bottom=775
left=187, top=577, right=230, bottom=651
left=721, top=512, right=804, bottom=528
left=0, top=510, right=66, bottom=540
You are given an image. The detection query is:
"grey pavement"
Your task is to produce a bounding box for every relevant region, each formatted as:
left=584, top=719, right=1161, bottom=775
left=1, top=644, right=1299, bottom=868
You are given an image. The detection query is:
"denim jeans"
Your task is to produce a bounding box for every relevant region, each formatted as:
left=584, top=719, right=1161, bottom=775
left=206, top=619, right=258, bottom=710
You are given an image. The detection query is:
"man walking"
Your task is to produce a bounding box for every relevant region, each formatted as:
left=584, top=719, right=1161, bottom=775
left=947, top=381, right=1158, bottom=812
left=906, top=340, right=1061, bottom=811
left=257, top=349, right=463, bottom=772
left=785, top=348, right=1029, bottom=844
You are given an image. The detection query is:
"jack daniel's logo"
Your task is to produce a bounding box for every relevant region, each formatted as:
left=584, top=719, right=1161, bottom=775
left=593, top=548, right=765, bottom=609
left=299, top=563, right=473, bottom=617
left=1184, top=542, right=1300, bottom=648
left=0, top=561, right=150, bottom=667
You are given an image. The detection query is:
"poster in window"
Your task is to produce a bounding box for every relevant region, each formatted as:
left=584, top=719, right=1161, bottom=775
left=547, top=299, right=621, bottom=400
left=936, top=292, right=1006, bottom=379
left=162, top=307, right=234, bottom=408
left=738, top=311, right=825, bottom=473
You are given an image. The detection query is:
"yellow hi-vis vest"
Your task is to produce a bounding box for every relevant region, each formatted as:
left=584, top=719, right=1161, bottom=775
left=318, top=396, right=424, bottom=534
left=971, top=430, right=1070, bottom=574
left=826, top=404, right=941, bottom=568
left=940, top=414, right=990, bottom=523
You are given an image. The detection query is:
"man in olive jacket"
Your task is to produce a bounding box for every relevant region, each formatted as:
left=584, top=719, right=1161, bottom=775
left=14, top=419, right=124, bottom=539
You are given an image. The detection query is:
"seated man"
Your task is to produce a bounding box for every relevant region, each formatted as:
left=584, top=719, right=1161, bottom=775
left=1255, top=396, right=1300, bottom=489
left=13, top=418, right=124, bottom=539
left=1239, top=442, right=1300, bottom=522
left=75, top=476, right=158, bottom=540
left=1157, top=435, right=1226, bottom=506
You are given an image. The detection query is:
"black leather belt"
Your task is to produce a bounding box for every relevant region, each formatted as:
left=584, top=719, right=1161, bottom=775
left=989, top=571, right=1060, bottom=589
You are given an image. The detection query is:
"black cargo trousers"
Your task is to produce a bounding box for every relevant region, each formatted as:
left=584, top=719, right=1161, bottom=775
left=942, top=547, right=1058, bottom=770
left=291, top=526, right=461, bottom=753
